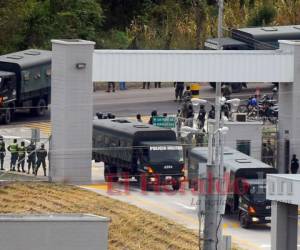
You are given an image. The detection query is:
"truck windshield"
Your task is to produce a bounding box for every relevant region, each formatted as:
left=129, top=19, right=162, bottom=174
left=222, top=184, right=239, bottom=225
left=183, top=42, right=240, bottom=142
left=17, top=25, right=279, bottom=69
left=248, top=184, right=266, bottom=203
left=147, top=145, right=183, bottom=163
left=249, top=193, right=266, bottom=203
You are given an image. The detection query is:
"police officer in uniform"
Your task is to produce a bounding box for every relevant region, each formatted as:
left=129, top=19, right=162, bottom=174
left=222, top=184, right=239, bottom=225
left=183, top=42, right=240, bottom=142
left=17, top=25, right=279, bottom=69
left=35, top=143, right=47, bottom=176
left=182, top=85, right=192, bottom=100
left=7, top=139, right=18, bottom=171
left=174, top=82, right=184, bottom=102
left=208, top=106, right=215, bottom=119
left=291, top=154, right=299, bottom=174
left=181, top=95, right=194, bottom=127
left=26, top=140, right=36, bottom=174
left=197, top=105, right=206, bottom=129
left=17, top=141, right=26, bottom=173
left=0, top=136, right=6, bottom=170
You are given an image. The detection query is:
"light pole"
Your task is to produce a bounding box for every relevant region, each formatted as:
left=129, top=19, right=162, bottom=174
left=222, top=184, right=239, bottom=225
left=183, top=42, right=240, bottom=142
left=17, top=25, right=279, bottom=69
left=191, top=97, right=239, bottom=250
left=181, top=124, right=229, bottom=250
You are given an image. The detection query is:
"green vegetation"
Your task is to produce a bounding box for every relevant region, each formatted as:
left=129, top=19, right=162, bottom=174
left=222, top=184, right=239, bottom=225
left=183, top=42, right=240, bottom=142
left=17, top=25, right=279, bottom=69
left=0, top=0, right=300, bottom=53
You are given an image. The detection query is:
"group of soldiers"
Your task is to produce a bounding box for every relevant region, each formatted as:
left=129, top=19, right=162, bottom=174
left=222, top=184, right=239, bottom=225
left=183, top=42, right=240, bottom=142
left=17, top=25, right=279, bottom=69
left=0, top=136, right=48, bottom=176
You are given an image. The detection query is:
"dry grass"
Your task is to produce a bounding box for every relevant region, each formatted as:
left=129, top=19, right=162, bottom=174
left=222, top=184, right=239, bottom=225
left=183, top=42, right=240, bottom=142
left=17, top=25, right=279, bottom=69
left=0, top=182, right=200, bottom=250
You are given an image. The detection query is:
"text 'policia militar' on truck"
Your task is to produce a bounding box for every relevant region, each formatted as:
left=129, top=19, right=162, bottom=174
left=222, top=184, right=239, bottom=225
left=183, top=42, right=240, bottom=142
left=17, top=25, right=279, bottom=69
left=0, top=49, right=51, bottom=124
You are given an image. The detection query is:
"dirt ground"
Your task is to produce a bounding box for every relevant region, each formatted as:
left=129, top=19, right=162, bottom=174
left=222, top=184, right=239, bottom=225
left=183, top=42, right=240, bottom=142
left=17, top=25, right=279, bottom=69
left=0, top=182, right=200, bottom=250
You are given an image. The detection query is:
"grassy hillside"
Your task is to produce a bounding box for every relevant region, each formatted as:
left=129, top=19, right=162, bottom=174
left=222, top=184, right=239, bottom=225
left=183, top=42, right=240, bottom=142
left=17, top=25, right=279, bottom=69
left=0, top=182, right=199, bottom=250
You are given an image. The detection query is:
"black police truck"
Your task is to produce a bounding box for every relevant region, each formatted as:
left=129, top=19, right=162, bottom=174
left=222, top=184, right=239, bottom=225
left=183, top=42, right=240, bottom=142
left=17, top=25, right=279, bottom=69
left=188, top=147, right=277, bottom=228
left=0, top=49, right=51, bottom=123
left=93, top=118, right=184, bottom=190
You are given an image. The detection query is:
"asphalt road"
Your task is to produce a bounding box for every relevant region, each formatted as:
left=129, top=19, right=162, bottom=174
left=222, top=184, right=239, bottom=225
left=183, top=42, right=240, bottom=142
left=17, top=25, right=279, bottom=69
left=5, top=82, right=274, bottom=126
left=92, top=82, right=274, bottom=117
left=83, top=164, right=300, bottom=250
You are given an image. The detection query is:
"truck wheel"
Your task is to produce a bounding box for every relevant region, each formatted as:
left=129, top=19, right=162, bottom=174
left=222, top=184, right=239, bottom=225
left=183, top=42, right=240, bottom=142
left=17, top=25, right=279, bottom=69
left=239, top=211, right=250, bottom=229
left=104, top=165, right=118, bottom=183
left=3, top=109, right=12, bottom=124
left=33, top=98, right=47, bottom=116
left=104, top=166, right=109, bottom=182
left=135, top=174, right=140, bottom=184
left=172, top=179, right=181, bottom=191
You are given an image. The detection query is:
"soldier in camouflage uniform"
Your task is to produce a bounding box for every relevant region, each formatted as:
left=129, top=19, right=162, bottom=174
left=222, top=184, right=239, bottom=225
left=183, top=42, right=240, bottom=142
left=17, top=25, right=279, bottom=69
left=26, top=140, right=36, bottom=174
left=0, top=136, right=6, bottom=170
left=35, top=143, right=47, bottom=176
left=17, top=141, right=26, bottom=173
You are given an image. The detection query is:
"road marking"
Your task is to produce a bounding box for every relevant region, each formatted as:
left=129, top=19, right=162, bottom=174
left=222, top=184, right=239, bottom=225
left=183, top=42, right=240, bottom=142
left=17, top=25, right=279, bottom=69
left=260, top=244, right=300, bottom=248
left=174, top=201, right=197, bottom=210
left=23, top=121, right=52, bottom=135
left=231, top=222, right=240, bottom=229
left=126, top=194, right=199, bottom=225
left=82, top=184, right=130, bottom=194
left=82, top=184, right=107, bottom=191
left=18, top=116, right=149, bottom=136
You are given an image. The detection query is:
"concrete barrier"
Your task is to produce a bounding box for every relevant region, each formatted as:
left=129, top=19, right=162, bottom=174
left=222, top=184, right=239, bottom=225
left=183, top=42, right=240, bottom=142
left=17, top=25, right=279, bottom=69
left=0, top=214, right=110, bottom=250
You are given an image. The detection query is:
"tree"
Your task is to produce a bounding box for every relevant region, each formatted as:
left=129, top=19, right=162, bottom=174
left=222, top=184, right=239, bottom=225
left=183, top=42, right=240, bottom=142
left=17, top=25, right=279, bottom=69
left=100, top=0, right=153, bottom=30
left=248, top=0, right=277, bottom=26
left=22, top=0, right=103, bottom=49
left=0, top=0, right=28, bottom=53
left=192, top=0, right=207, bottom=49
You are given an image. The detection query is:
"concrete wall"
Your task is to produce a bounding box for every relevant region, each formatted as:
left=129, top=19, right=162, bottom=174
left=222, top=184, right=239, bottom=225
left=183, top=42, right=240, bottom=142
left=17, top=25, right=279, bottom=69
left=278, top=41, right=300, bottom=173
left=0, top=214, right=110, bottom=250
left=50, top=39, right=95, bottom=183
left=224, top=121, right=263, bottom=160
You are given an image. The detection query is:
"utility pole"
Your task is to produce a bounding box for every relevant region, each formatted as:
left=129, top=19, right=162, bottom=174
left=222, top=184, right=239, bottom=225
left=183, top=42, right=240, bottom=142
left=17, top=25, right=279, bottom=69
left=203, top=0, right=224, bottom=249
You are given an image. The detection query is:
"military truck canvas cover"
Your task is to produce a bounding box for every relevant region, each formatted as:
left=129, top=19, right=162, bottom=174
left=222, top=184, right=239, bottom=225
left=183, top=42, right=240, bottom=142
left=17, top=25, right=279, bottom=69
left=0, top=50, right=51, bottom=97
left=232, top=25, right=300, bottom=49
left=205, top=37, right=250, bottom=50
left=93, top=119, right=177, bottom=145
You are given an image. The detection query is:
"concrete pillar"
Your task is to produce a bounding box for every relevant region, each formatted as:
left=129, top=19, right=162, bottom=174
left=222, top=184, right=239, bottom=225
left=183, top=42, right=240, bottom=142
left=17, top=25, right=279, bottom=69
left=278, top=41, right=300, bottom=173
left=50, top=39, right=95, bottom=183
left=271, top=201, right=298, bottom=250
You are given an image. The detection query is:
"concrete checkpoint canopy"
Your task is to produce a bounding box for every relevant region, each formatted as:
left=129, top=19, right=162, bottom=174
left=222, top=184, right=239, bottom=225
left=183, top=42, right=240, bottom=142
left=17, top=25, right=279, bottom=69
left=52, top=40, right=300, bottom=184
left=93, top=49, right=293, bottom=82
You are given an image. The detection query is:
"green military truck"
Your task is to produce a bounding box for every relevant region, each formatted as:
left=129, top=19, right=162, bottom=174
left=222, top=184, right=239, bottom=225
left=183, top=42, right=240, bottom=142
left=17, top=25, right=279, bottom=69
left=0, top=49, right=51, bottom=124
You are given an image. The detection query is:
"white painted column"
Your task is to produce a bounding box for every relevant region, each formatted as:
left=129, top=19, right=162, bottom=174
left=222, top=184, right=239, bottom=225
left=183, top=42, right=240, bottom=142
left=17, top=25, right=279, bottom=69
left=50, top=39, right=95, bottom=183
left=271, top=201, right=298, bottom=250
left=278, top=41, right=300, bottom=173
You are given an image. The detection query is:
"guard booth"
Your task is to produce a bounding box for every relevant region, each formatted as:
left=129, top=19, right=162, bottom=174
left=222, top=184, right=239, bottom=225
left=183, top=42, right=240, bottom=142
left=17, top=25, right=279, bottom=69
left=267, top=174, right=300, bottom=250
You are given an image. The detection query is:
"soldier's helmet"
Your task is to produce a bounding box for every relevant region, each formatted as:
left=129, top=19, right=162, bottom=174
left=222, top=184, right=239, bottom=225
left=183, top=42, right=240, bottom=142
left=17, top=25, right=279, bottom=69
left=41, top=143, right=45, bottom=148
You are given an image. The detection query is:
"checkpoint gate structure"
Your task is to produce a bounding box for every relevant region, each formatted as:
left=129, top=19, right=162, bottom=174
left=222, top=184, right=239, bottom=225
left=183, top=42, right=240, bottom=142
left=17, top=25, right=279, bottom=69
left=51, top=40, right=298, bottom=182
left=50, top=39, right=299, bottom=250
